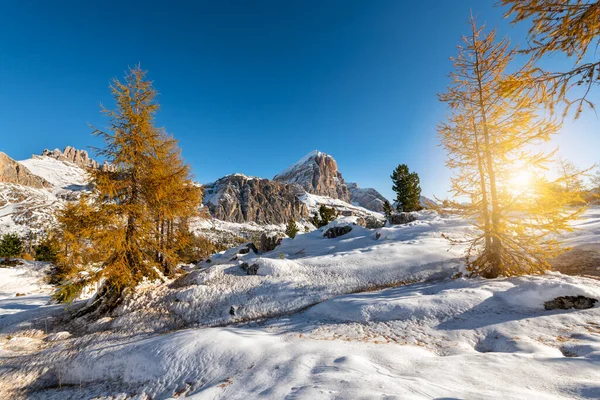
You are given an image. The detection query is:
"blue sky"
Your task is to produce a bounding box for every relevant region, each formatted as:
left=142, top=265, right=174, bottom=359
left=1, top=0, right=598, bottom=200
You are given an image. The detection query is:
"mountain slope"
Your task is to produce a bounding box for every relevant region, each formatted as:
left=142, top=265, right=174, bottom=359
left=202, top=174, right=309, bottom=224
left=0, top=152, right=50, bottom=189
left=347, top=182, right=388, bottom=212
left=273, top=150, right=350, bottom=202
left=0, top=150, right=91, bottom=234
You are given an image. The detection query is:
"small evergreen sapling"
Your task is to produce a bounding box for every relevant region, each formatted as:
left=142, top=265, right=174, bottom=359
left=0, top=233, right=23, bottom=259
left=311, top=205, right=337, bottom=228
left=382, top=200, right=393, bottom=219
left=285, top=218, right=300, bottom=239
left=34, top=236, right=59, bottom=263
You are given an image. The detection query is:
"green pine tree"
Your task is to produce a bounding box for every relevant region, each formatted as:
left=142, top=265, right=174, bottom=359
left=0, top=233, right=23, bottom=259
left=382, top=200, right=393, bottom=219
left=285, top=218, right=300, bottom=239
left=391, top=164, right=422, bottom=212
left=34, top=236, right=59, bottom=263
left=311, top=205, right=337, bottom=228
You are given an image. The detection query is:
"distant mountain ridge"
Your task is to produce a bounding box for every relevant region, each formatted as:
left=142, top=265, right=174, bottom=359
left=1, top=147, right=389, bottom=236
left=40, top=146, right=113, bottom=171
left=203, top=150, right=389, bottom=224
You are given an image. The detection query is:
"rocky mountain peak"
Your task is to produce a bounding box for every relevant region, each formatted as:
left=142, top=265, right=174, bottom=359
left=273, top=150, right=350, bottom=202
left=203, top=174, right=309, bottom=224
left=0, top=152, right=51, bottom=189
left=41, top=146, right=113, bottom=171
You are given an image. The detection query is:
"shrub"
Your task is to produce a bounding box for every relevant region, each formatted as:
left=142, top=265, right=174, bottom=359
left=34, top=236, right=60, bottom=263
left=311, top=205, right=337, bottom=228
left=0, top=233, right=23, bottom=259
left=285, top=218, right=299, bottom=239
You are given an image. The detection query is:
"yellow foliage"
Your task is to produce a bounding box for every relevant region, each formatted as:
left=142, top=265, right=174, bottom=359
left=54, top=66, right=203, bottom=305
left=438, top=15, right=585, bottom=278
left=501, top=0, right=600, bottom=118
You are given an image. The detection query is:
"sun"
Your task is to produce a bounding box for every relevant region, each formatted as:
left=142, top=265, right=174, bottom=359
left=508, top=169, right=533, bottom=195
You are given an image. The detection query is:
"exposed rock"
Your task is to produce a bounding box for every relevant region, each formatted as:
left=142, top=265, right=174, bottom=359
left=365, top=215, right=386, bottom=229
left=45, top=331, right=72, bottom=342
left=274, top=151, right=350, bottom=202
left=41, top=146, right=113, bottom=171
left=389, top=212, right=416, bottom=225
left=355, top=216, right=384, bottom=229
left=0, top=153, right=51, bottom=189
left=238, top=243, right=258, bottom=255
left=323, top=225, right=353, bottom=239
left=544, top=296, right=598, bottom=310
left=241, top=262, right=259, bottom=275
left=260, top=232, right=285, bottom=252
left=347, top=182, right=388, bottom=212
left=203, top=174, right=309, bottom=224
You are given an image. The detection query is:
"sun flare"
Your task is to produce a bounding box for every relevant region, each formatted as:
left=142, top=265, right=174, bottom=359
left=508, top=169, right=533, bottom=194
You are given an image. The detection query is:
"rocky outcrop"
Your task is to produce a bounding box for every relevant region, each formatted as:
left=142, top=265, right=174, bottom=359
left=260, top=232, right=285, bottom=252
left=0, top=152, right=50, bottom=189
left=347, top=182, right=388, bottom=212
left=544, top=296, right=597, bottom=310
left=41, top=146, right=113, bottom=171
left=274, top=151, right=350, bottom=202
left=323, top=225, right=352, bottom=238
left=203, top=174, right=309, bottom=224
left=389, top=212, right=416, bottom=225
left=241, top=262, right=259, bottom=275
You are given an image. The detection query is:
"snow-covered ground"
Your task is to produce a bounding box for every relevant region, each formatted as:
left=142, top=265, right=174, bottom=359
left=1, top=209, right=599, bottom=399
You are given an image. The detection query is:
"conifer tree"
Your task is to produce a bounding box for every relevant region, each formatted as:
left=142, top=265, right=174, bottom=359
left=555, top=158, right=589, bottom=204
left=382, top=200, right=393, bottom=219
left=34, top=235, right=59, bottom=263
left=438, top=16, right=584, bottom=278
left=285, top=218, right=299, bottom=239
left=391, top=164, right=422, bottom=212
left=501, top=0, right=600, bottom=117
left=311, top=205, right=337, bottom=228
left=54, top=66, right=202, bottom=310
left=0, top=233, right=23, bottom=259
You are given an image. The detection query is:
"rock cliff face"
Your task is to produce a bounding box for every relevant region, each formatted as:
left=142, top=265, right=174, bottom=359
left=0, top=152, right=50, bottom=189
left=203, top=174, right=309, bottom=224
left=41, top=146, right=113, bottom=171
left=273, top=151, right=350, bottom=202
left=347, top=182, right=388, bottom=213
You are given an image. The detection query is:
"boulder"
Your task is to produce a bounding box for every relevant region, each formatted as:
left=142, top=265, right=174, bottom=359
left=389, top=212, right=416, bottom=225
left=544, top=296, right=598, bottom=310
left=240, top=262, right=259, bottom=275
left=365, top=216, right=386, bottom=229
left=323, top=225, right=352, bottom=239
left=260, top=232, right=284, bottom=252
left=238, top=243, right=258, bottom=255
